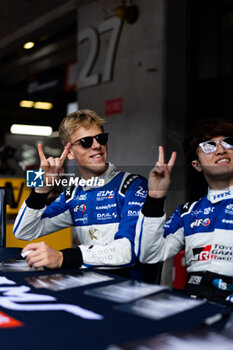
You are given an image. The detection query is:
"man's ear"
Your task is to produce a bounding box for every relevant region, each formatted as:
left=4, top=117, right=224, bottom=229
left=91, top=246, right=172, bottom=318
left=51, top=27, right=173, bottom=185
left=191, top=160, right=202, bottom=173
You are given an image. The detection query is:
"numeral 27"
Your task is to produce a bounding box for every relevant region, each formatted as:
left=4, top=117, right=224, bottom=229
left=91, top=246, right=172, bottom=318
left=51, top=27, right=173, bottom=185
left=78, top=17, right=123, bottom=89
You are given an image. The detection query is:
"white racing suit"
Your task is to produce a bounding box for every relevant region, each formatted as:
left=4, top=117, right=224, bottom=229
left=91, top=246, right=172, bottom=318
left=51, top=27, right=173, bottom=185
left=135, top=186, right=233, bottom=304
left=14, top=163, right=147, bottom=270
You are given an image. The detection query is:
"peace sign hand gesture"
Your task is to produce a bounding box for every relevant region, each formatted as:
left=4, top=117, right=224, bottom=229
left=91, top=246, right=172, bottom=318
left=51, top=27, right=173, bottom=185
left=35, top=143, right=71, bottom=193
left=148, top=146, right=177, bottom=199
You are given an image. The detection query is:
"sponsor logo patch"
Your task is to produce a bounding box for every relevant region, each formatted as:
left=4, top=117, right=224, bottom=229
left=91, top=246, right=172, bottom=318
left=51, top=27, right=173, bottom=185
left=76, top=194, right=87, bottom=201
left=108, top=167, right=119, bottom=179
left=188, top=275, right=202, bottom=285
left=210, top=190, right=232, bottom=202
left=225, top=204, right=233, bottom=215
left=193, top=245, right=216, bottom=261
left=97, top=213, right=113, bottom=220
left=96, top=204, right=117, bottom=210
left=135, top=186, right=147, bottom=198
left=128, top=201, right=144, bottom=207
left=204, top=207, right=215, bottom=215
left=97, top=190, right=115, bottom=201
left=75, top=214, right=88, bottom=223
left=222, top=218, right=233, bottom=224
left=74, top=204, right=87, bottom=212
left=190, top=218, right=210, bottom=228
left=127, top=210, right=139, bottom=217
left=193, top=244, right=233, bottom=262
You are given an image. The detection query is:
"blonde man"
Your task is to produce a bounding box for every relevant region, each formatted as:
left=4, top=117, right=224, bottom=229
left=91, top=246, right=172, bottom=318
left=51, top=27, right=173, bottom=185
left=14, top=109, right=147, bottom=276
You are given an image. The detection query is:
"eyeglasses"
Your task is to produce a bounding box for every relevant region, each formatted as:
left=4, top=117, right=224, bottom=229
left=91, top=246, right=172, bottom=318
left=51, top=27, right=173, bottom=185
left=199, top=137, right=233, bottom=154
left=71, top=133, right=108, bottom=149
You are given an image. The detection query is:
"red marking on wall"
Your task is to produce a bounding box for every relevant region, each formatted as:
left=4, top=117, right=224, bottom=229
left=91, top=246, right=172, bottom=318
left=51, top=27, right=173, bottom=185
left=105, top=98, right=123, bottom=115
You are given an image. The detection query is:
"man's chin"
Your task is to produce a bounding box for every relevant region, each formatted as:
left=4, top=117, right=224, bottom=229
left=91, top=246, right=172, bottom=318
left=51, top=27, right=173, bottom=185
left=80, top=164, right=108, bottom=177
left=92, top=166, right=107, bottom=175
left=210, top=169, right=233, bottom=181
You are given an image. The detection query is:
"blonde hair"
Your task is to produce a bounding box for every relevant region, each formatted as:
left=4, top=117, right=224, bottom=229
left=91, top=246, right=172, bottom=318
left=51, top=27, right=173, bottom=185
left=59, top=109, right=105, bottom=145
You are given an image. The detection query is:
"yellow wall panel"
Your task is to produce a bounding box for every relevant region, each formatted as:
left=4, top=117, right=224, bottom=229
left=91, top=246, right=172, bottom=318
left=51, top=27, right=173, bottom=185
left=6, top=224, right=72, bottom=250
left=0, top=177, right=72, bottom=249
left=0, top=177, right=30, bottom=214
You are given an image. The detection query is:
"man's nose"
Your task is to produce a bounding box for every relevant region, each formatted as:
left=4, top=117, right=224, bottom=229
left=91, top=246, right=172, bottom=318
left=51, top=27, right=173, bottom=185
left=216, top=142, right=226, bottom=154
left=91, top=137, right=101, bottom=148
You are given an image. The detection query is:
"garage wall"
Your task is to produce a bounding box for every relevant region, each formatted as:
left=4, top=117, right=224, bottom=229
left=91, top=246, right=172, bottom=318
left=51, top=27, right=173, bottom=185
left=78, top=0, right=165, bottom=174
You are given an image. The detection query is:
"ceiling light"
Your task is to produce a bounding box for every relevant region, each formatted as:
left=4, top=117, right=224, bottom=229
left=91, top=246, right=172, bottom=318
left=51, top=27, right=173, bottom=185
left=10, top=124, right=53, bottom=136
left=19, top=100, right=53, bottom=110
left=114, top=5, right=139, bottom=24
left=19, top=100, right=34, bottom=108
left=34, top=102, right=53, bottom=110
left=23, top=41, right=35, bottom=49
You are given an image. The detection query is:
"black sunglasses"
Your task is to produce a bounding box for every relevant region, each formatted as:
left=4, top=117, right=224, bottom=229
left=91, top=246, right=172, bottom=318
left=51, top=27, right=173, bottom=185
left=71, top=133, right=108, bottom=149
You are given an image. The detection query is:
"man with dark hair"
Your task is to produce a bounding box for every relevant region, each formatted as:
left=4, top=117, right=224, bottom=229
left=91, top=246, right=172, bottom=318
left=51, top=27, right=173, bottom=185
left=14, top=109, right=147, bottom=276
left=183, top=118, right=233, bottom=164
left=135, top=118, right=233, bottom=305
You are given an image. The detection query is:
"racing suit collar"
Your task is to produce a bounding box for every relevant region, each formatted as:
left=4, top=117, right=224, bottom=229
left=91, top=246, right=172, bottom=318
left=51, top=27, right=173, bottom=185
left=208, top=185, right=233, bottom=203
left=82, top=162, right=120, bottom=191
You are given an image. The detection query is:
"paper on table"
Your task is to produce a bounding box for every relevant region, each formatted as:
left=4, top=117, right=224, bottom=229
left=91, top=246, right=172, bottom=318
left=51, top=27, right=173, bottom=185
left=85, top=280, right=168, bottom=303
left=26, top=271, right=114, bottom=291
left=116, top=292, right=205, bottom=320
left=0, top=259, right=44, bottom=272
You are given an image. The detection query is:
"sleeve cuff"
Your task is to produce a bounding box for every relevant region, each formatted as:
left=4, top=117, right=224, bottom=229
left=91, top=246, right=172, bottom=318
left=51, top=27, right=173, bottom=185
left=60, top=247, right=83, bottom=269
left=142, top=195, right=165, bottom=217
left=25, top=189, right=50, bottom=209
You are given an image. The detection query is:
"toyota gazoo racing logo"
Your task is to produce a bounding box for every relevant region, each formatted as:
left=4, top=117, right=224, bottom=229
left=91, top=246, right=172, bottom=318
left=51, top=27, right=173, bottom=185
left=193, top=245, right=217, bottom=261
left=193, top=244, right=233, bottom=262
left=190, top=218, right=210, bottom=228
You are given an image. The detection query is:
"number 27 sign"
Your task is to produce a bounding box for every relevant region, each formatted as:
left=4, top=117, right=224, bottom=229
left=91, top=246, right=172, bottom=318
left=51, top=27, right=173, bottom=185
left=78, top=17, right=123, bottom=89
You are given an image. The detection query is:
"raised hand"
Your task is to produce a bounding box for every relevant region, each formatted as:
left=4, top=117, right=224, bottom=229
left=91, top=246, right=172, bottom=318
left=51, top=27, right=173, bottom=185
left=36, top=142, right=71, bottom=193
left=148, top=146, right=177, bottom=198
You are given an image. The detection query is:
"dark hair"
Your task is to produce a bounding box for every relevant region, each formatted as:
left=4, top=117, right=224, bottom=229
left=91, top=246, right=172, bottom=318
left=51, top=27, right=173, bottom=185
left=183, top=118, right=233, bottom=162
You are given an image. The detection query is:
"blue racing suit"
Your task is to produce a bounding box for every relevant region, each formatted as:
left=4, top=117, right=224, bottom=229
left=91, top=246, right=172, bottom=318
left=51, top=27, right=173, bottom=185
left=14, top=163, right=147, bottom=269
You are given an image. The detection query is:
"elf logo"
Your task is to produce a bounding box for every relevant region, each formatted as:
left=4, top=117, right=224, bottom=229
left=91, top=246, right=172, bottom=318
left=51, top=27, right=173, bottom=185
left=74, top=204, right=86, bottom=212
left=190, top=218, right=210, bottom=228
